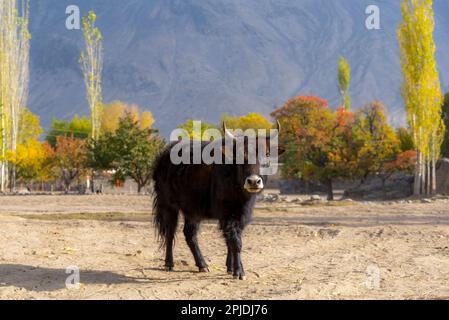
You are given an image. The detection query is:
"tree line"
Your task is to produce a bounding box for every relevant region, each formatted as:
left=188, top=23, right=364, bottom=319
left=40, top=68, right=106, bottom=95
left=7, top=101, right=162, bottom=193
left=1, top=0, right=448, bottom=198
left=4, top=97, right=421, bottom=198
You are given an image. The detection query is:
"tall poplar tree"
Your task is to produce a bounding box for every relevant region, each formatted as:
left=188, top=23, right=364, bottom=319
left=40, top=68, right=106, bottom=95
left=338, top=56, right=351, bottom=111
left=0, top=0, right=30, bottom=192
left=398, top=0, right=444, bottom=195
left=80, top=11, right=103, bottom=141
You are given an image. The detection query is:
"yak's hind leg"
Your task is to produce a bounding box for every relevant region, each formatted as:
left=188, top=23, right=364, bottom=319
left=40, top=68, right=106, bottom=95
left=154, top=203, right=179, bottom=271
left=226, top=246, right=233, bottom=274
left=183, top=217, right=209, bottom=272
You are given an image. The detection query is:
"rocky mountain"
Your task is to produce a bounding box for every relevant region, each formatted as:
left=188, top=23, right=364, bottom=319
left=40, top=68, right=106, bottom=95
left=28, top=0, right=449, bottom=136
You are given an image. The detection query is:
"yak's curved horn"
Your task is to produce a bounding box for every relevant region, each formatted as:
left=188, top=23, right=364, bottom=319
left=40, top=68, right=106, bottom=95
left=223, top=122, right=236, bottom=140
left=270, top=120, right=281, bottom=139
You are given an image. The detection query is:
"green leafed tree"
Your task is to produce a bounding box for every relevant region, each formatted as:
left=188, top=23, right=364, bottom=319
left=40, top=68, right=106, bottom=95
left=90, top=114, right=165, bottom=193
left=45, top=116, right=92, bottom=147
left=18, top=107, right=42, bottom=144
left=177, top=119, right=217, bottom=140
left=396, top=126, right=415, bottom=152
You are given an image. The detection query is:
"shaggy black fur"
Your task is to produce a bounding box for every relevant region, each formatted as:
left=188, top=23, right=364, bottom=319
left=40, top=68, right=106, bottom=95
left=152, top=137, right=271, bottom=280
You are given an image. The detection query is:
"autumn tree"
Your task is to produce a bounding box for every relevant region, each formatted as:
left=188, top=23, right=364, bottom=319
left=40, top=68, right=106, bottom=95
left=338, top=56, right=351, bottom=111
left=80, top=11, right=103, bottom=141
left=440, top=92, right=449, bottom=158
left=7, top=107, right=46, bottom=189
left=7, top=139, right=48, bottom=188
left=271, top=96, right=357, bottom=200
left=398, top=0, right=445, bottom=195
left=354, top=102, right=400, bottom=181
left=0, top=0, right=31, bottom=192
left=329, top=107, right=365, bottom=190
left=90, top=114, right=165, bottom=193
left=177, top=119, right=217, bottom=140
left=18, top=107, right=42, bottom=144
left=101, top=101, right=154, bottom=133
left=220, top=113, right=273, bottom=131
left=46, top=136, right=88, bottom=193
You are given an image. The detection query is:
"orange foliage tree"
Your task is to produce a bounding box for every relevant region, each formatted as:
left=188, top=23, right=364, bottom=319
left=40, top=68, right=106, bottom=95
left=271, top=96, right=361, bottom=200
left=45, top=136, right=88, bottom=192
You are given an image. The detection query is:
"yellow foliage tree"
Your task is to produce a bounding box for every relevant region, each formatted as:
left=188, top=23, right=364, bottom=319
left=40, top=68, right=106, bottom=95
left=6, top=107, right=46, bottom=188
left=220, top=112, right=273, bottom=131
left=101, top=101, right=154, bottom=133
left=397, top=0, right=444, bottom=195
left=338, top=56, right=351, bottom=111
left=0, top=0, right=31, bottom=191
left=7, top=139, right=47, bottom=186
left=18, top=107, right=42, bottom=144
left=80, top=10, right=103, bottom=141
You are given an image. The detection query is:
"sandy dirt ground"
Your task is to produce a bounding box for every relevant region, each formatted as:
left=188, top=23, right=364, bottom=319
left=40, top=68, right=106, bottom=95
left=1, top=194, right=449, bottom=300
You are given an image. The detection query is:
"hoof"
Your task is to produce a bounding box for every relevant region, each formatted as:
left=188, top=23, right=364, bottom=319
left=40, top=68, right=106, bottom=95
left=199, top=267, right=210, bottom=273
left=164, top=266, right=173, bottom=272
left=233, top=274, right=246, bottom=280
left=227, top=270, right=233, bottom=275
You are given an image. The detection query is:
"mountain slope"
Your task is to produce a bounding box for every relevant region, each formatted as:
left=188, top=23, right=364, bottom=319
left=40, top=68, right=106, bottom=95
left=28, top=0, right=449, bottom=136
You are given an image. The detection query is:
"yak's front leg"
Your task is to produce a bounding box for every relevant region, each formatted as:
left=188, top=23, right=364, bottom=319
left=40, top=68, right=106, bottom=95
left=183, top=218, right=209, bottom=272
left=223, top=220, right=245, bottom=280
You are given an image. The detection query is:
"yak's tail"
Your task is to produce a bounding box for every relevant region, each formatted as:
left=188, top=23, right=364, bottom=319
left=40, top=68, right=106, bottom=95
left=152, top=149, right=178, bottom=247
left=152, top=188, right=166, bottom=246
left=152, top=190, right=179, bottom=248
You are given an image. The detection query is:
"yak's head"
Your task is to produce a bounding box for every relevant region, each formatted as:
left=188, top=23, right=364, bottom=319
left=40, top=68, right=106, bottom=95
left=222, top=121, right=281, bottom=194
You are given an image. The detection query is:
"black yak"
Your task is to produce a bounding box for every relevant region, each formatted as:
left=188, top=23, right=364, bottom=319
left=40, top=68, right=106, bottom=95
left=152, top=122, right=280, bottom=280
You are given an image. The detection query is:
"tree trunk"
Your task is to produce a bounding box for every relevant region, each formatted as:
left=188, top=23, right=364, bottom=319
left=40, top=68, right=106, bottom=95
left=432, top=154, right=437, bottom=195
left=10, top=165, right=15, bottom=193
left=137, top=183, right=142, bottom=194
left=426, top=159, right=431, bottom=195
left=414, top=149, right=422, bottom=196
left=326, top=178, right=333, bottom=201
left=90, top=170, right=95, bottom=193
left=421, top=156, right=426, bottom=195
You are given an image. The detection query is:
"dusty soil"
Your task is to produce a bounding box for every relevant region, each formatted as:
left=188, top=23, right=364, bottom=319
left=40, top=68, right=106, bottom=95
left=1, top=194, right=449, bottom=300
